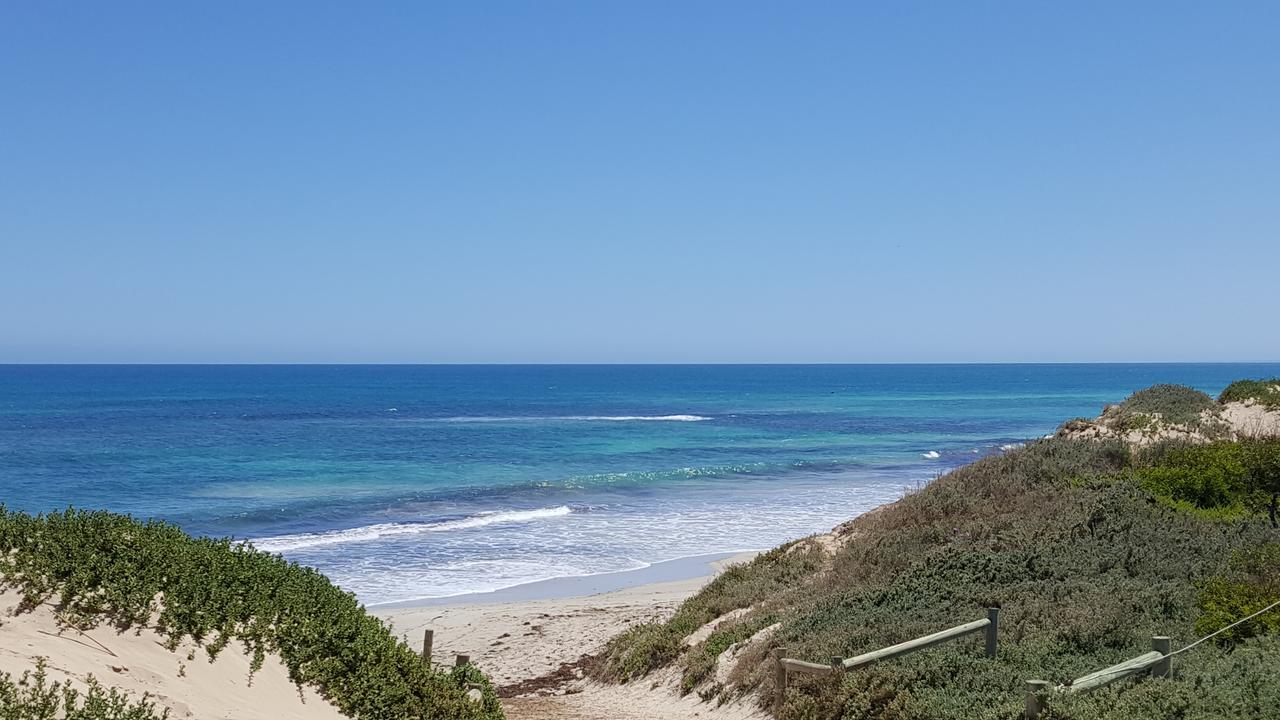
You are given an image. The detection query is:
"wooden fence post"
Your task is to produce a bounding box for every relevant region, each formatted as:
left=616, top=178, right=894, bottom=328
left=1151, top=636, right=1171, bottom=678
left=421, top=629, right=434, bottom=666
left=773, top=648, right=788, bottom=717
left=986, top=608, right=1000, bottom=658
left=1024, top=679, right=1049, bottom=719
left=455, top=654, right=470, bottom=668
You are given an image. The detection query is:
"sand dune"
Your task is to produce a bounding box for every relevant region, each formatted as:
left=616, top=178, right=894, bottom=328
left=0, top=590, right=345, bottom=720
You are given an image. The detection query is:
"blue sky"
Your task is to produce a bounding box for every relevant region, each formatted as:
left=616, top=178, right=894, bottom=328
left=2, top=2, right=1277, bottom=363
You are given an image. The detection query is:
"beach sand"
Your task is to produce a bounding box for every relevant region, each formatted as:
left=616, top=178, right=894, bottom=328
left=0, top=552, right=766, bottom=719
left=373, top=551, right=767, bottom=720
left=0, top=589, right=347, bottom=720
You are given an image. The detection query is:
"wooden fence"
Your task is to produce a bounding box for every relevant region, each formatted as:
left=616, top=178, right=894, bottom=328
left=1024, top=636, right=1172, bottom=719
left=772, top=608, right=1000, bottom=715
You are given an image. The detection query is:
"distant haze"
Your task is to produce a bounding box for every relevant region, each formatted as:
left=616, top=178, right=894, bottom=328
left=2, top=3, right=1277, bottom=363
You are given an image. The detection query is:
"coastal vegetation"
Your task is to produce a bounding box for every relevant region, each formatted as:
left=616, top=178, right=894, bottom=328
left=1111, top=384, right=1222, bottom=432
left=596, top=380, right=1280, bottom=719
left=1219, top=379, right=1280, bottom=409
left=0, top=507, right=504, bottom=720
left=0, top=660, right=168, bottom=720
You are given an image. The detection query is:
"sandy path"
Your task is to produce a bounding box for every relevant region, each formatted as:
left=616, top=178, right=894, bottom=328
left=375, top=553, right=766, bottom=720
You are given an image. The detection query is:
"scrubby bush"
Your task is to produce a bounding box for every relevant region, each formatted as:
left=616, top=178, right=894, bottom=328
left=0, top=660, right=167, bottom=720
left=1136, top=439, right=1280, bottom=524
left=598, top=431, right=1280, bottom=719
left=1219, top=378, right=1280, bottom=409
left=599, top=542, right=825, bottom=682
left=1113, top=384, right=1221, bottom=432
left=0, top=507, right=504, bottom=720
left=1196, top=544, right=1280, bottom=643
left=1135, top=442, right=1255, bottom=515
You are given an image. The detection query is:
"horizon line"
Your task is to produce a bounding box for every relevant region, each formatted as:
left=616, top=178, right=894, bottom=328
left=3, top=361, right=1279, bottom=367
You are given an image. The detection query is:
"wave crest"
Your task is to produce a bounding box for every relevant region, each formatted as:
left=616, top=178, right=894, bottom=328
left=435, top=414, right=711, bottom=423
left=253, top=506, right=573, bottom=552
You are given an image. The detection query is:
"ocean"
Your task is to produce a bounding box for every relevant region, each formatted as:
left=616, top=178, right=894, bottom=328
left=2, top=363, right=1276, bottom=605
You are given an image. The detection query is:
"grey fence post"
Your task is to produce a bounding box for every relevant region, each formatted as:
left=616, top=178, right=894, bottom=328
left=455, top=653, right=470, bottom=668
left=1025, top=679, right=1049, bottom=719
left=986, top=608, right=1000, bottom=658
left=422, top=628, right=434, bottom=665
left=773, top=648, right=788, bottom=716
left=1151, top=636, right=1171, bottom=678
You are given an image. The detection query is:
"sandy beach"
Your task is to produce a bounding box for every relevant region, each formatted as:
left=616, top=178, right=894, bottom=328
left=373, top=551, right=767, bottom=720
left=0, top=552, right=763, bottom=720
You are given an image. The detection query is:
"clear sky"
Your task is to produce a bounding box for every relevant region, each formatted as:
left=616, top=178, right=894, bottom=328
left=2, top=2, right=1277, bottom=363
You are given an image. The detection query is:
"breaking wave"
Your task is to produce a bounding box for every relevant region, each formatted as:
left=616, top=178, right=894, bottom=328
left=252, top=506, right=573, bottom=552
left=433, top=414, right=711, bottom=423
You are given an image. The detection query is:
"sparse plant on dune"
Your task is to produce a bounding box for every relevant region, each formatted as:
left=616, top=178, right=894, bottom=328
left=0, top=659, right=168, bottom=720
left=0, top=508, right=505, bottom=720
left=1219, top=379, right=1280, bottom=409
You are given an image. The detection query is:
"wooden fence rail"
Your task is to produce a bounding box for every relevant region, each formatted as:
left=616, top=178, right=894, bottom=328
left=1024, top=636, right=1171, bottom=719
left=774, top=608, right=999, bottom=715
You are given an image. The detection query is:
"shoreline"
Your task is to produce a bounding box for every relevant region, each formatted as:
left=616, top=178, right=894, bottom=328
left=372, top=550, right=760, bottom=701
left=368, top=549, right=761, bottom=610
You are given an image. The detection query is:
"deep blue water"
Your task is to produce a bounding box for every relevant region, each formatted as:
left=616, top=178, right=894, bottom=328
left=2, top=364, right=1276, bottom=604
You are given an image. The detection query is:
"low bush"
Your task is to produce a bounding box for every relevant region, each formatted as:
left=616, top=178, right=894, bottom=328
left=1219, top=378, right=1280, bottom=409
left=597, top=431, right=1280, bottom=719
left=1196, top=544, right=1280, bottom=643
left=1135, top=442, right=1255, bottom=515
left=1112, top=384, right=1222, bottom=434
left=0, top=507, right=504, bottom=720
left=1136, top=439, right=1280, bottom=524
left=598, top=542, right=825, bottom=681
left=0, top=660, right=167, bottom=720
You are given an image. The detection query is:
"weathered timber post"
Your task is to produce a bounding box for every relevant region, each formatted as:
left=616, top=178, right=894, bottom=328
left=455, top=653, right=471, bottom=668
left=422, top=629, right=434, bottom=665
left=1151, top=636, right=1171, bottom=678
left=772, top=648, right=788, bottom=717
left=986, top=608, right=1000, bottom=658
left=1024, top=679, right=1049, bottom=719
left=831, top=656, right=844, bottom=673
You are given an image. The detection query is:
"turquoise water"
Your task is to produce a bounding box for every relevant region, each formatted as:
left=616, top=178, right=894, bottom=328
left=1, top=364, right=1276, bottom=604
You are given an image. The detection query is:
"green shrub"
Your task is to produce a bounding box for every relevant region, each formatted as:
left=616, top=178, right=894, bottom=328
left=1219, top=378, right=1280, bottom=409
left=1113, top=384, right=1221, bottom=433
left=1136, top=439, right=1280, bottom=524
left=0, top=660, right=168, bottom=720
left=0, top=507, right=504, bottom=720
left=1135, top=442, right=1254, bottom=514
left=1196, top=544, right=1280, bottom=643
left=597, top=433, right=1280, bottom=719
left=597, top=542, right=825, bottom=683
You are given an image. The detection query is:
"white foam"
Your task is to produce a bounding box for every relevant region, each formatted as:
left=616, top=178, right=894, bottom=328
left=252, top=506, right=573, bottom=552
left=999, top=443, right=1024, bottom=452
left=922, top=450, right=941, bottom=459
left=435, top=414, right=710, bottom=423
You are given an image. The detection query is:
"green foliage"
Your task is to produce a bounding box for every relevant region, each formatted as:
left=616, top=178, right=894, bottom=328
left=1115, top=384, right=1219, bottom=427
left=0, top=659, right=168, bottom=720
left=598, top=542, right=825, bottom=682
left=0, top=507, right=504, bottom=720
left=1135, top=442, right=1255, bottom=515
left=1136, top=439, right=1280, bottom=522
left=598, top=432, right=1280, bottom=719
left=680, top=613, right=778, bottom=694
left=1196, top=544, right=1280, bottom=643
left=1219, top=378, right=1280, bottom=409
